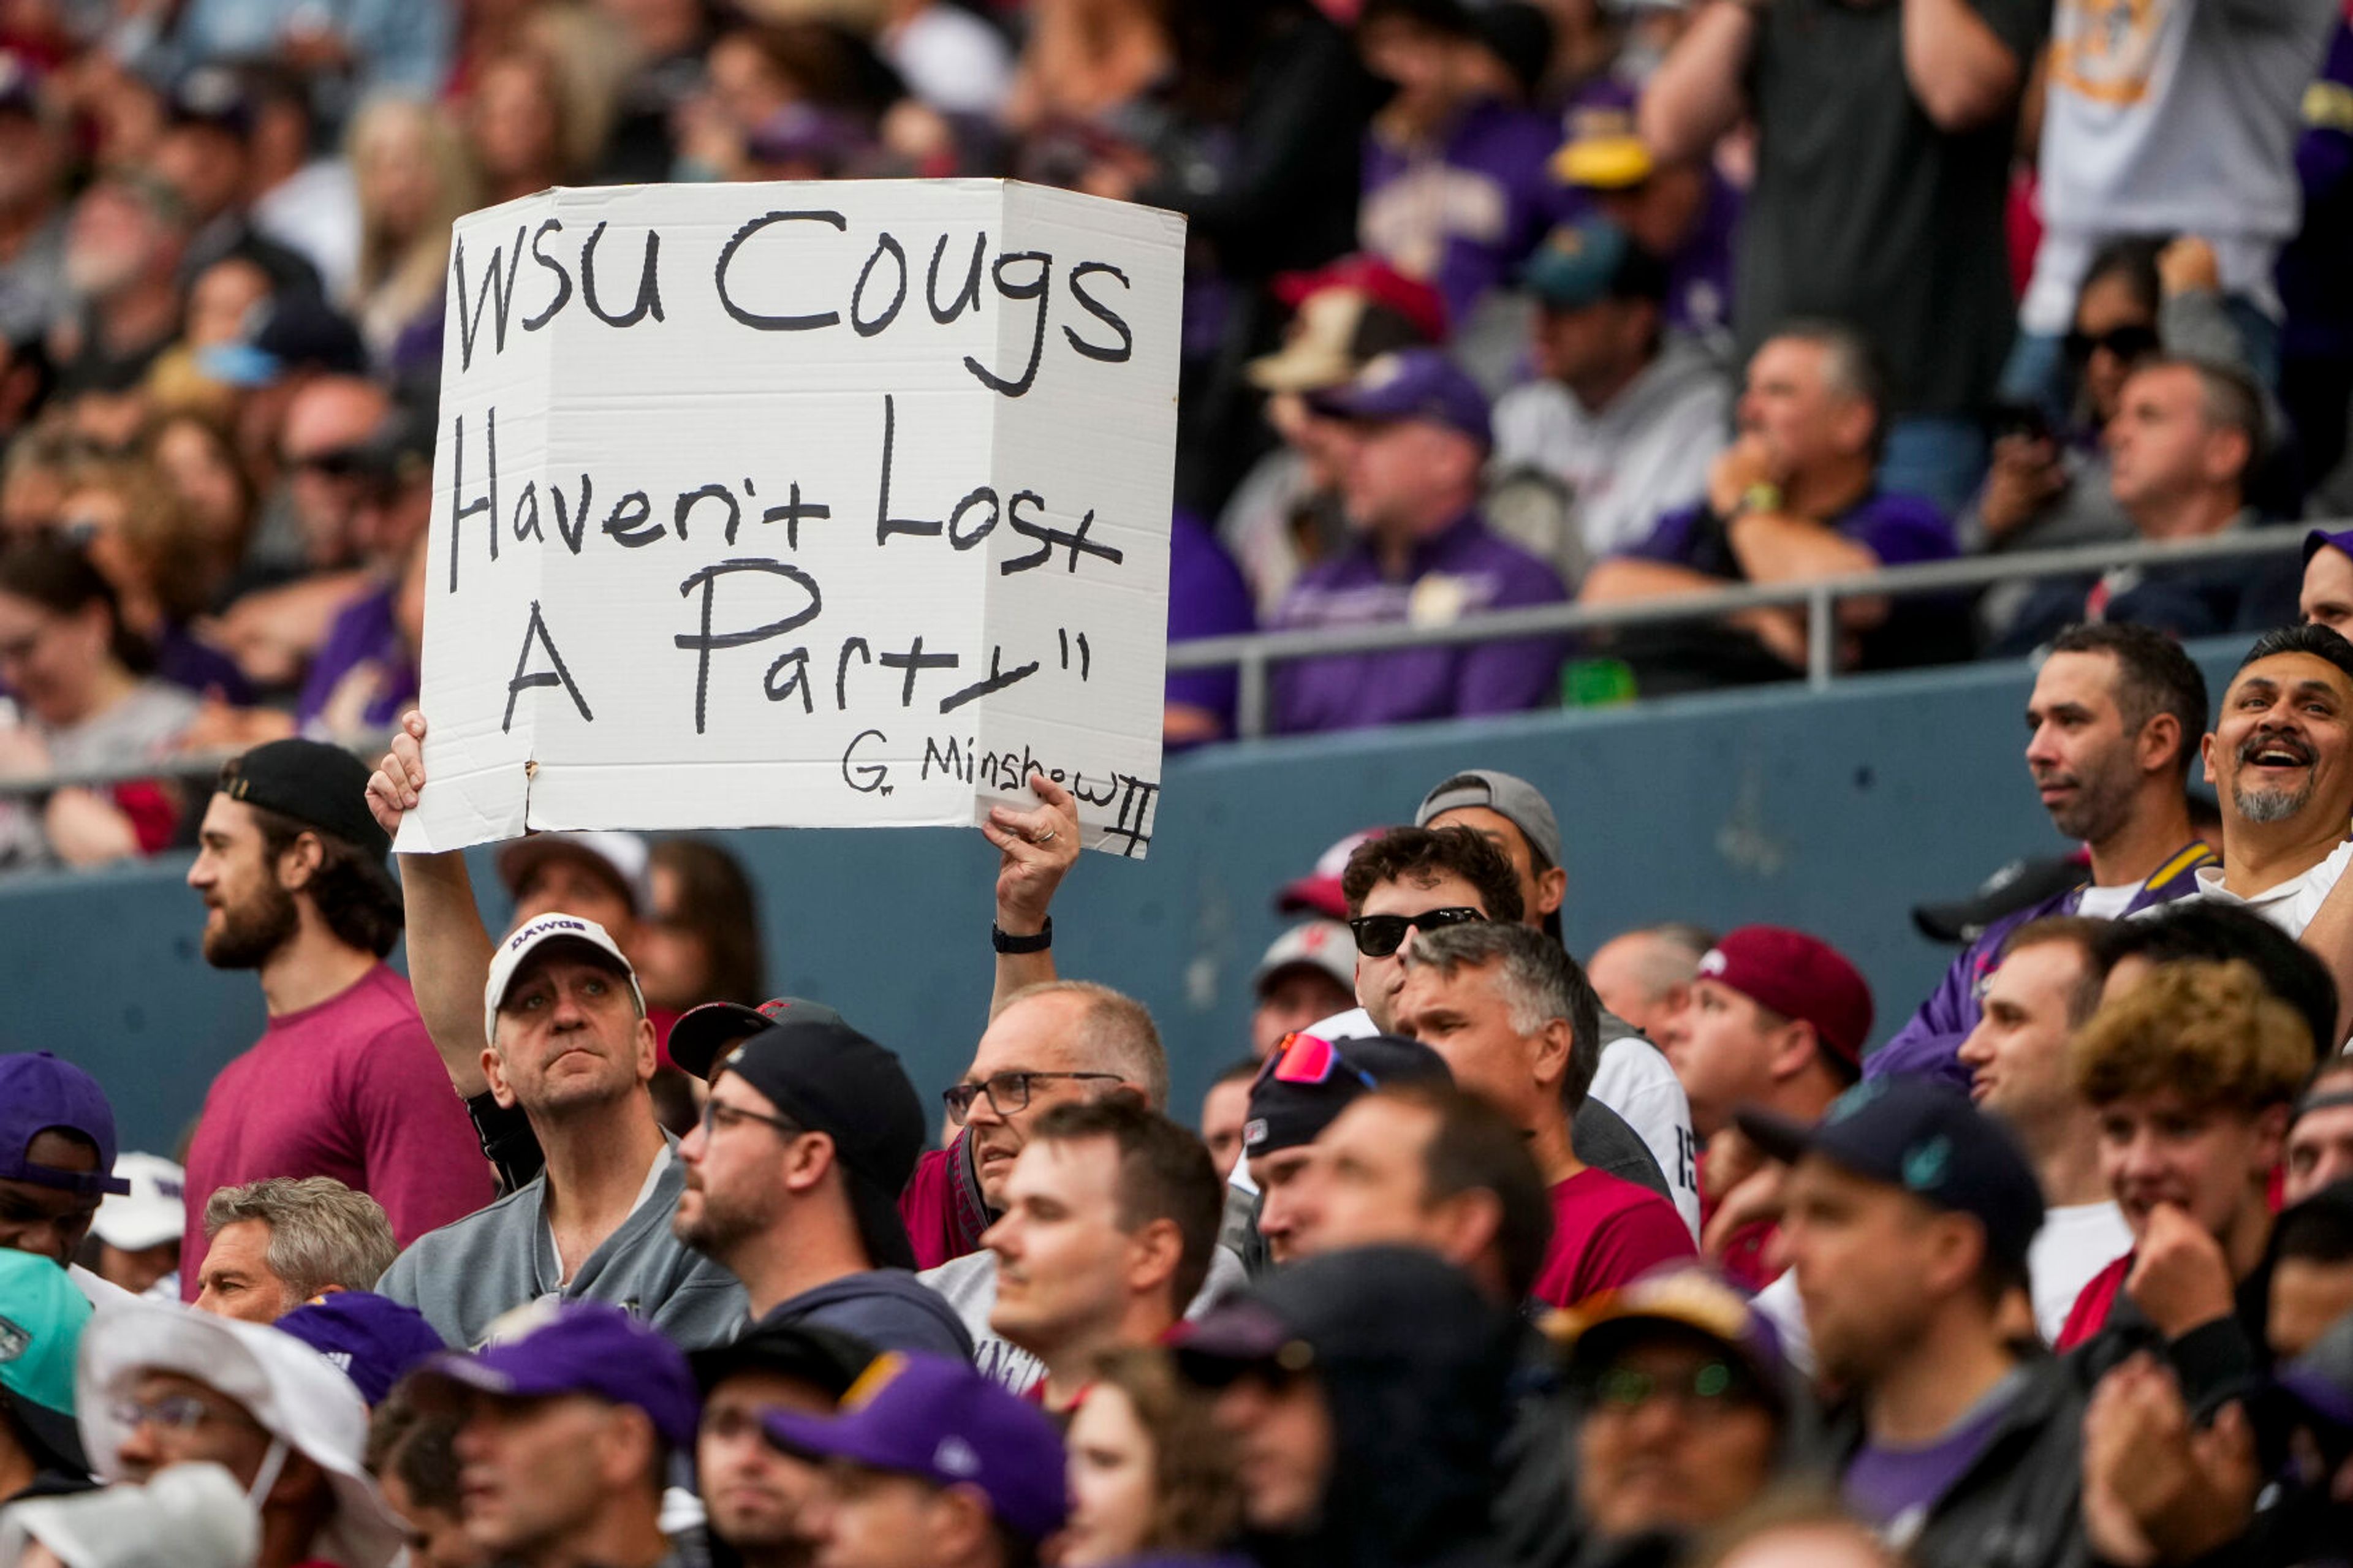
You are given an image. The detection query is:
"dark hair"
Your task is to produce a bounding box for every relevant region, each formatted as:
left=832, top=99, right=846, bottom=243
left=2237, top=622, right=2353, bottom=685
left=0, top=536, right=150, bottom=673
left=1372, top=1080, right=1555, bottom=1302
left=249, top=803, right=404, bottom=958
left=1212, top=1055, right=1261, bottom=1089
left=649, top=838, right=767, bottom=1006
left=1403, top=920, right=1601, bottom=1113
left=1998, top=916, right=2110, bottom=1029
left=366, top=1387, right=461, bottom=1512
left=2077, top=237, right=2165, bottom=323
left=2093, top=900, right=2339, bottom=1055
left=2272, top=1181, right=2353, bottom=1267
left=1340, top=825, right=1523, bottom=925
left=2046, top=623, right=2209, bottom=779
left=1031, top=1099, right=1225, bottom=1311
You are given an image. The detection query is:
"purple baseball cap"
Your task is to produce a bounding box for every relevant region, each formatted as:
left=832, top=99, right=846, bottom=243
left=2303, top=528, right=2353, bottom=567
left=763, top=1352, right=1068, bottom=1544
left=1306, top=348, right=1492, bottom=449
left=410, top=1301, right=699, bottom=1450
left=276, top=1292, right=447, bottom=1407
left=0, top=1055, right=131, bottom=1196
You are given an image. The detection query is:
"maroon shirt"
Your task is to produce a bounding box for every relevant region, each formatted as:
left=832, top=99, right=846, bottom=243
left=1534, top=1167, right=1699, bottom=1308
left=181, top=964, right=492, bottom=1299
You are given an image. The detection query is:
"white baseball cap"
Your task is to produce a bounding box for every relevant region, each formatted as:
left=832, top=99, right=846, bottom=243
left=77, top=1298, right=406, bottom=1568
left=89, top=1153, right=186, bottom=1253
left=496, top=830, right=653, bottom=913
left=1253, top=920, right=1357, bottom=996
left=482, top=911, right=647, bottom=1045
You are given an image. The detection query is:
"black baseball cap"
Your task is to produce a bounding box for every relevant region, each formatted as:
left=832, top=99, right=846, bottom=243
left=216, top=740, right=390, bottom=860
left=1738, top=1078, right=2045, bottom=1270
left=670, top=997, right=824, bottom=1081
left=689, top=1319, right=877, bottom=1398
left=708, top=1007, right=925, bottom=1271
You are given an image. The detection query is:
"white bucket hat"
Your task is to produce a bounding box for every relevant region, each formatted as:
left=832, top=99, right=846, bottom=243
left=75, top=1298, right=406, bottom=1568
left=0, top=1461, right=259, bottom=1568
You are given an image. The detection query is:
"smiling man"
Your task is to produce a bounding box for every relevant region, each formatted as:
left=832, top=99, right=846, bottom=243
left=2194, top=626, right=2353, bottom=941
left=376, top=914, right=744, bottom=1349
left=182, top=739, right=487, bottom=1300
left=1876, top=624, right=2212, bottom=1087
left=2057, top=960, right=2314, bottom=1384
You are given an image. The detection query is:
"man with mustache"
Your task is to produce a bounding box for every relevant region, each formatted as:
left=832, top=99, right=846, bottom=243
left=181, top=740, right=487, bottom=1301
left=1873, top=623, right=2213, bottom=1086
left=2197, top=626, right=2353, bottom=1048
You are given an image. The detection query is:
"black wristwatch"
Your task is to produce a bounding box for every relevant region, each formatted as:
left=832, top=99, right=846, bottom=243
left=993, top=917, right=1053, bottom=953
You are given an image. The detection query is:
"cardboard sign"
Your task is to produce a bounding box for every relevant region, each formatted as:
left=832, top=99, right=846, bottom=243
left=398, top=180, right=1184, bottom=858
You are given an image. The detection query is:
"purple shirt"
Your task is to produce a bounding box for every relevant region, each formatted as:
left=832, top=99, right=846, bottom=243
left=1360, top=98, right=1571, bottom=328
left=297, top=584, right=417, bottom=734
left=1166, top=510, right=1255, bottom=744
left=1843, top=1371, right=2025, bottom=1535
left=1270, top=511, right=1567, bottom=734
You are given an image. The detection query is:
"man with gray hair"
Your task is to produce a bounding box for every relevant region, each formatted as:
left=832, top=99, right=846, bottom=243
left=1392, top=922, right=1694, bottom=1306
left=194, top=1176, right=396, bottom=1323
left=1578, top=320, right=1965, bottom=683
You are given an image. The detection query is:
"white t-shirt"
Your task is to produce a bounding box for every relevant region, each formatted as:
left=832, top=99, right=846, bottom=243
left=2030, top=1200, right=2134, bottom=1342
left=2191, top=839, right=2353, bottom=939
left=1589, top=1036, right=1701, bottom=1240
left=2075, top=880, right=2148, bottom=921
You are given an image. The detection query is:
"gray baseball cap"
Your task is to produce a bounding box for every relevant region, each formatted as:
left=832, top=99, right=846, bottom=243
left=1415, top=770, right=1562, bottom=868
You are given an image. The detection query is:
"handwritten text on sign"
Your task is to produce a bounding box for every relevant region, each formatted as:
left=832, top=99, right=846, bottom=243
left=397, top=180, right=1184, bottom=858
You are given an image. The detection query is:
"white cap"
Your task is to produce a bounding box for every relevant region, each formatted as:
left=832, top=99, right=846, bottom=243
left=482, top=911, right=647, bottom=1045
left=89, top=1153, right=186, bottom=1252
left=1254, top=919, right=1357, bottom=995
left=496, top=831, right=653, bottom=913
left=77, top=1298, right=406, bottom=1568
left=0, top=1462, right=259, bottom=1568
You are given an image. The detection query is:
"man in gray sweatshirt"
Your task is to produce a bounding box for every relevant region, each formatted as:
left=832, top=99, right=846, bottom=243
left=374, top=911, right=746, bottom=1349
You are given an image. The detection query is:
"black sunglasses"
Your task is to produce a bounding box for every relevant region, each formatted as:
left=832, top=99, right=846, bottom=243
left=2063, top=323, right=2161, bottom=365
left=1346, top=906, right=1485, bottom=958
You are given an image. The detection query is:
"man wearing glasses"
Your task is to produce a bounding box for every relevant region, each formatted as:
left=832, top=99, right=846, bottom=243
left=376, top=913, right=746, bottom=1350
left=670, top=1001, right=970, bottom=1357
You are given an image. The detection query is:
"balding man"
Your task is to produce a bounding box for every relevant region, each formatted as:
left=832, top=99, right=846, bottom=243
left=1586, top=924, right=1713, bottom=1039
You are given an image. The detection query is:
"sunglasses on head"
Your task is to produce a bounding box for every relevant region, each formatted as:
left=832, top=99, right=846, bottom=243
left=1346, top=906, right=1484, bottom=957
left=1255, top=1031, right=1378, bottom=1092
left=2063, top=323, right=2161, bottom=365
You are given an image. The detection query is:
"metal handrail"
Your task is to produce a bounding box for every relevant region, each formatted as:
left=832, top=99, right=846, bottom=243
left=0, top=524, right=2322, bottom=797
left=1165, top=523, right=2323, bottom=735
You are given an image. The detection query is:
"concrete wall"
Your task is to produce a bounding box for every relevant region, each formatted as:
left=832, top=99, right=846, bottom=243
left=1, top=639, right=2251, bottom=1153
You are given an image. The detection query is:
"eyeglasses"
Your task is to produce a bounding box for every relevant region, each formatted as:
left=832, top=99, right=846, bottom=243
left=2063, top=323, right=2161, bottom=365
left=1586, top=1360, right=1751, bottom=1414
left=699, top=1097, right=801, bottom=1140
left=108, top=1393, right=250, bottom=1434
left=1255, top=1032, right=1377, bottom=1092
left=1346, top=906, right=1484, bottom=957
left=942, top=1070, right=1124, bottom=1125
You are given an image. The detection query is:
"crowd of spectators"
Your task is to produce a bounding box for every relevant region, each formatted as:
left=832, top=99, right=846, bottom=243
left=10, top=2, right=2353, bottom=1568
left=0, top=0, right=2349, bottom=871
left=1, top=606, right=2352, bottom=1565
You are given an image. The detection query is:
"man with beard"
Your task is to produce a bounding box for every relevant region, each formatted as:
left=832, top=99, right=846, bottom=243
left=2202, top=626, right=2353, bottom=1047
left=1873, top=623, right=2211, bottom=1086
left=180, top=740, right=487, bottom=1302
left=689, top=1322, right=876, bottom=1568
left=375, top=913, right=745, bottom=1349
left=670, top=1001, right=968, bottom=1356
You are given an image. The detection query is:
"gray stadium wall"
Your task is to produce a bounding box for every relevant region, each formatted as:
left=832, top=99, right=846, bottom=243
left=1, top=638, right=2254, bottom=1154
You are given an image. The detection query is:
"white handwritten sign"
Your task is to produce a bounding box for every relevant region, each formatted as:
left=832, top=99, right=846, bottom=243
left=396, top=180, right=1184, bottom=859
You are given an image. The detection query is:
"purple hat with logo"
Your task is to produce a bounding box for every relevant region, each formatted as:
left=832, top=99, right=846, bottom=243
left=0, top=1055, right=131, bottom=1196
left=763, top=1352, right=1068, bottom=1544
left=276, top=1293, right=447, bottom=1407
left=411, top=1301, right=698, bottom=1450
left=1306, top=348, right=1492, bottom=449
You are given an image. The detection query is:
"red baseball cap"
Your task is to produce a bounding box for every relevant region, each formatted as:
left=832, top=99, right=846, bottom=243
left=1696, top=926, right=1874, bottom=1068
left=1276, top=828, right=1389, bottom=920
left=1271, top=256, right=1449, bottom=347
